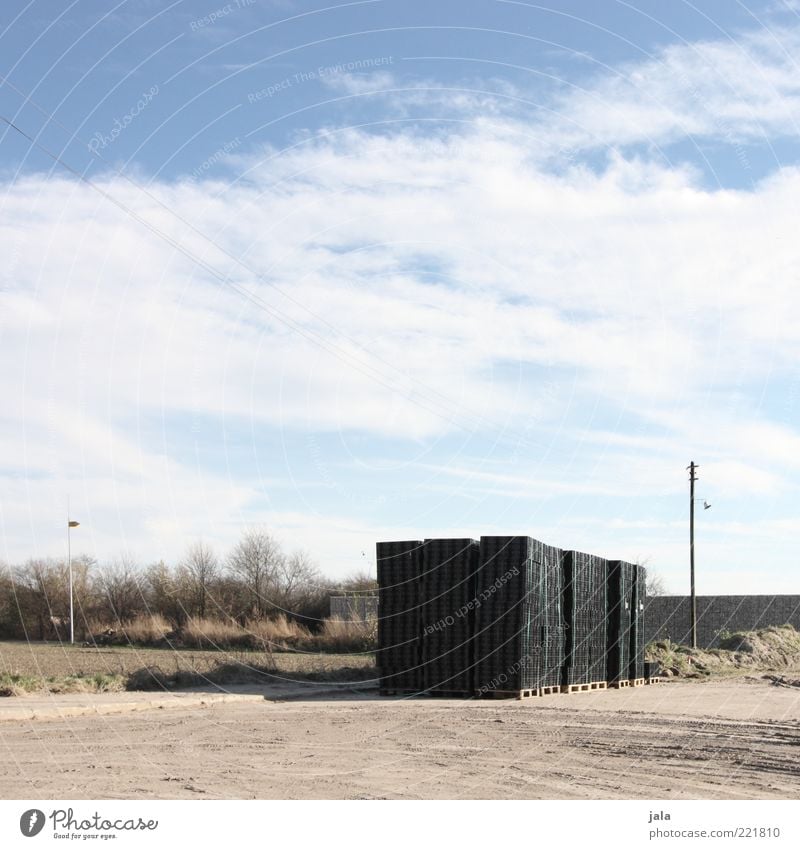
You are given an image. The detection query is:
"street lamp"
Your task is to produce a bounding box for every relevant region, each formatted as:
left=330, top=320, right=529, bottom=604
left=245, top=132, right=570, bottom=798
left=67, top=516, right=80, bottom=645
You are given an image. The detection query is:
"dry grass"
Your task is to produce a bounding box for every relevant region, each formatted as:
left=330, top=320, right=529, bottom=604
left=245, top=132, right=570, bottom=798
left=647, top=624, right=800, bottom=678
left=181, top=616, right=248, bottom=649
left=0, top=671, right=125, bottom=697
left=310, top=616, right=377, bottom=653
left=120, top=613, right=173, bottom=644
left=85, top=612, right=374, bottom=653
left=252, top=614, right=311, bottom=642
left=180, top=614, right=310, bottom=650
left=82, top=614, right=307, bottom=651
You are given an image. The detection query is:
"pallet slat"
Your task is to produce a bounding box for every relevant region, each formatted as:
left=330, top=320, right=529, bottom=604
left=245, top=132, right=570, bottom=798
left=562, top=681, right=608, bottom=694
left=477, top=688, right=541, bottom=700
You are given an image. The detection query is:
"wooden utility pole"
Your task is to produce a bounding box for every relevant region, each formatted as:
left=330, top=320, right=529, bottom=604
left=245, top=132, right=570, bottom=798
left=687, top=461, right=698, bottom=649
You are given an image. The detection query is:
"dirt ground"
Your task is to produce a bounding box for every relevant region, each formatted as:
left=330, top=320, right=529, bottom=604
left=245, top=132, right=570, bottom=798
left=1, top=676, right=799, bottom=800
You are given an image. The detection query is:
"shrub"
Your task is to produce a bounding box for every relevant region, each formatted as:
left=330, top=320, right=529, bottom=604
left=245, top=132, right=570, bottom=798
left=0, top=671, right=126, bottom=696
left=120, top=613, right=174, bottom=644
left=181, top=616, right=248, bottom=649
left=180, top=614, right=307, bottom=650
left=310, top=616, right=377, bottom=653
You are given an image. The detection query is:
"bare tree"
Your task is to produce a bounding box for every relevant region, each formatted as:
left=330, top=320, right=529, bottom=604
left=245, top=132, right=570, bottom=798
left=213, top=574, right=251, bottom=625
left=276, top=550, right=320, bottom=607
left=632, top=556, right=666, bottom=597
left=143, top=560, right=186, bottom=625
left=339, top=569, right=378, bottom=592
left=227, top=529, right=284, bottom=618
left=96, top=556, right=144, bottom=623
left=68, top=554, right=97, bottom=640
left=646, top=571, right=668, bottom=596
left=0, top=562, right=12, bottom=637
left=12, top=559, right=69, bottom=640
left=181, top=541, right=219, bottom=618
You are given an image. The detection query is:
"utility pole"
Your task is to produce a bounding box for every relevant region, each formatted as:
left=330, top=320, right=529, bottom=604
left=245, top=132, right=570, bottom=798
left=687, top=461, right=698, bottom=649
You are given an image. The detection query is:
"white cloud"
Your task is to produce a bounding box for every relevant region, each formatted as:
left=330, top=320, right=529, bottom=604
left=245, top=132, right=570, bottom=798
left=538, top=23, right=800, bottom=151
left=3, top=135, right=800, bottom=567
left=3, top=22, right=800, bottom=578
left=319, top=70, right=397, bottom=95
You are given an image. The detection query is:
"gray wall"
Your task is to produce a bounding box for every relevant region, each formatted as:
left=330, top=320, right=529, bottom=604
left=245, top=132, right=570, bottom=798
left=645, top=595, right=800, bottom=648
left=333, top=593, right=800, bottom=647
left=329, top=595, right=378, bottom=620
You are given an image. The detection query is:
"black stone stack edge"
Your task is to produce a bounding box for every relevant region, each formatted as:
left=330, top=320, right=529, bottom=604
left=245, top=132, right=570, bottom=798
left=376, top=536, right=646, bottom=698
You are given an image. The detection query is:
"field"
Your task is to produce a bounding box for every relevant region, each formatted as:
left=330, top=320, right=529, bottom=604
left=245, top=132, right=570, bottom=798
left=0, top=640, right=376, bottom=691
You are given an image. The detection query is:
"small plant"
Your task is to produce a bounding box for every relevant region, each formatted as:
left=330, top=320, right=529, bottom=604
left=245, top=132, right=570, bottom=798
left=0, top=670, right=126, bottom=696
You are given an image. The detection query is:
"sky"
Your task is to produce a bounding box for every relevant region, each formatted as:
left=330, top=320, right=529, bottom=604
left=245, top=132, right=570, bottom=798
left=2, top=0, right=800, bottom=592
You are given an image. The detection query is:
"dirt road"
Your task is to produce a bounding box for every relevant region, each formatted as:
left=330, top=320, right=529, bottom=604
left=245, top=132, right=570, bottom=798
left=1, top=677, right=798, bottom=799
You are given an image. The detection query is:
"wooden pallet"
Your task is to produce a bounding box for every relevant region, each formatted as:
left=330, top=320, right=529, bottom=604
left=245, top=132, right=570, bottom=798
left=424, top=690, right=473, bottom=698
left=645, top=677, right=663, bottom=685
left=540, top=685, right=561, bottom=696
left=609, top=679, right=631, bottom=689
left=477, top=688, right=541, bottom=700
left=630, top=678, right=646, bottom=687
left=562, top=681, right=608, bottom=694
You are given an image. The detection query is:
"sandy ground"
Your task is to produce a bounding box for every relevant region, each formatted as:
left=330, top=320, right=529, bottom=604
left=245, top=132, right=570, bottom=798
left=1, top=677, right=799, bottom=800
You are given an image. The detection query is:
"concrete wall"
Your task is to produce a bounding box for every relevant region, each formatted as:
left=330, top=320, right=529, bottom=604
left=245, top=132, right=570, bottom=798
left=645, top=595, right=800, bottom=648
left=335, top=593, right=800, bottom=646
left=329, top=595, right=378, bottom=620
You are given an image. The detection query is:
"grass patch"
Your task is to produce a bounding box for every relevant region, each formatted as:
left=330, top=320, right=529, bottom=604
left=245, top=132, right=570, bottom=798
left=0, top=671, right=126, bottom=697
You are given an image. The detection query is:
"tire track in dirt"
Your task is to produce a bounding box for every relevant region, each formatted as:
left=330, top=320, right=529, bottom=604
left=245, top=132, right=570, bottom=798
left=1, top=679, right=799, bottom=799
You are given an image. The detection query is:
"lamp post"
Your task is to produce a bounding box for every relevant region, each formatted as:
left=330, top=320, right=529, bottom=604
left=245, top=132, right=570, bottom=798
left=67, top=516, right=80, bottom=645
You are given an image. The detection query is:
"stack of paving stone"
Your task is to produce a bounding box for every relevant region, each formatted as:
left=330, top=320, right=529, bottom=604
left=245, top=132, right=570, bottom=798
left=419, top=538, right=480, bottom=694
left=376, top=539, right=423, bottom=693
left=606, top=560, right=636, bottom=685
left=539, top=543, right=566, bottom=689
left=630, top=563, right=647, bottom=682
left=376, top=535, right=645, bottom=698
left=561, top=551, right=608, bottom=688
left=474, top=536, right=552, bottom=696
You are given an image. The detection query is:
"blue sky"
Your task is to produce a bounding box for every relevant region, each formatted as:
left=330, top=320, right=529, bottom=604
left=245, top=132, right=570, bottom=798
left=2, top=0, right=800, bottom=591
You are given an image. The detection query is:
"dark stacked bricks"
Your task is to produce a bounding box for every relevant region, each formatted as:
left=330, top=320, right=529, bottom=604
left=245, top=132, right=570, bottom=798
left=376, top=540, right=423, bottom=693
left=630, top=563, right=647, bottom=681
left=474, top=536, right=545, bottom=695
left=376, top=535, right=646, bottom=698
left=420, top=538, right=480, bottom=694
left=606, top=560, right=635, bottom=683
left=540, top=543, right=566, bottom=688
left=562, top=551, right=608, bottom=686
